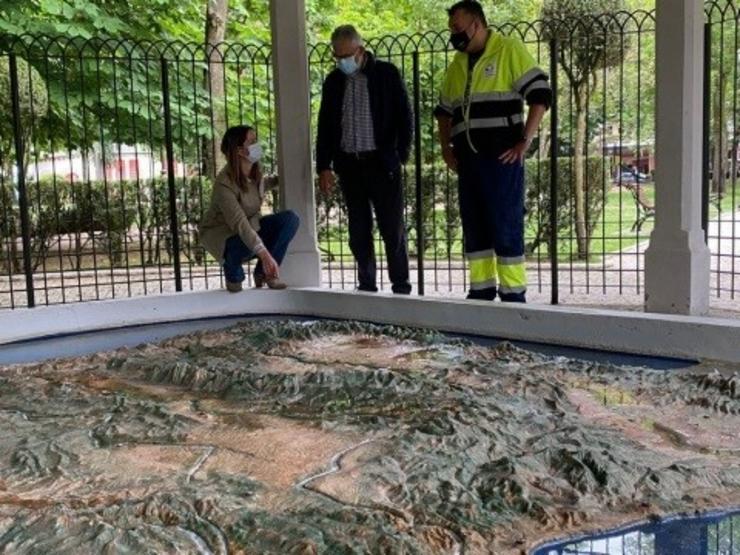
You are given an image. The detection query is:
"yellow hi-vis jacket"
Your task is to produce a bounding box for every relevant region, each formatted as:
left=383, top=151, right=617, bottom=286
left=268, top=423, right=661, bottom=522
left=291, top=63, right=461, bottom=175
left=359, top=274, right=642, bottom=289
left=435, top=32, right=552, bottom=156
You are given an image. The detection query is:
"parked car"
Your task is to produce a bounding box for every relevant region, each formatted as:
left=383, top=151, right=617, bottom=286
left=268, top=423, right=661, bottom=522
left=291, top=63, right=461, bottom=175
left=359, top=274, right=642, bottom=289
left=614, top=166, right=651, bottom=184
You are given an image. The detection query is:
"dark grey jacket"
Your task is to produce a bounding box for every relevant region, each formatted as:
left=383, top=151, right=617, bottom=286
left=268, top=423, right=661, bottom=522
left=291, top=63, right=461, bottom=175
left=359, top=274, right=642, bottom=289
left=316, top=53, right=413, bottom=174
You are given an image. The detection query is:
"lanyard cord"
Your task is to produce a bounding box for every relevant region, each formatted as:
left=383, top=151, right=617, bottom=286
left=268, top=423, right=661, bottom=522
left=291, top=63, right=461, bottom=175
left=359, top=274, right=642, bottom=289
left=463, top=58, right=479, bottom=154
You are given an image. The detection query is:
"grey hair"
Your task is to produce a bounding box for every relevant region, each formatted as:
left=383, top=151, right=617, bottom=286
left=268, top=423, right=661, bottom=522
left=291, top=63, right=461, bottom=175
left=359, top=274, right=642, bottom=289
left=331, top=25, right=364, bottom=47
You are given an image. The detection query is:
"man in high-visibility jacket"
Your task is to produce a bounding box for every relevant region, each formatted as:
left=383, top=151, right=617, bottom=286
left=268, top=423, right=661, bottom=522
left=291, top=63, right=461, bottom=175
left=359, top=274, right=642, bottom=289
left=435, top=0, right=551, bottom=302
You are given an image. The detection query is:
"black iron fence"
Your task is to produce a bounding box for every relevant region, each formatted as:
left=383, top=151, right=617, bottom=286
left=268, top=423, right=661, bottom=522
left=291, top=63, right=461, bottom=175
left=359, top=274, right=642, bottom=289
left=0, top=37, right=276, bottom=307
left=1, top=2, right=739, bottom=310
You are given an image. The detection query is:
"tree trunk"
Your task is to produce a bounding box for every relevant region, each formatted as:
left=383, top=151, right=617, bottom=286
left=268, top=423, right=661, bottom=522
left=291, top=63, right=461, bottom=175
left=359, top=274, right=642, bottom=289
left=711, top=68, right=728, bottom=194
left=573, top=89, right=589, bottom=260
left=81, top=148, right=91, bottom=182
left=0, top=179, right=20, bottom=274
left=3, top=157, right=24, bottom=274
left=202, top=0, right=229, bottom=181
left=711, top=68, right=729, bottom=196
left=95, top=143, right=106, bottom=181
left=538, top=125, right=550, bottom=159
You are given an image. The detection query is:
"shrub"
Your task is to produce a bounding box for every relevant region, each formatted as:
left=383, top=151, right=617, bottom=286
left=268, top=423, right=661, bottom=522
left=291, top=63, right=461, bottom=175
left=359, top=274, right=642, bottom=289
left=0, top=176, right=213, bottom=272
left=314, top=164, right=460, bottom=260
left=404, top=164, right=461, bottom=258
left=524, top=156, right=610, bottom=256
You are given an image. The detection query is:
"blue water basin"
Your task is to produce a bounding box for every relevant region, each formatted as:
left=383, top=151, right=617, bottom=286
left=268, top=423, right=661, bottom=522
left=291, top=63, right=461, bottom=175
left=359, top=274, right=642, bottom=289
left=533, top=508, right=740, bottom=555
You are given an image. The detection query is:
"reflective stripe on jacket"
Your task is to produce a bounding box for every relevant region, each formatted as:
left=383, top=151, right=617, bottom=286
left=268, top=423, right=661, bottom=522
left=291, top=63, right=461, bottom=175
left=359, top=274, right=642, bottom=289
left=435, top=32, right=552, bottom=156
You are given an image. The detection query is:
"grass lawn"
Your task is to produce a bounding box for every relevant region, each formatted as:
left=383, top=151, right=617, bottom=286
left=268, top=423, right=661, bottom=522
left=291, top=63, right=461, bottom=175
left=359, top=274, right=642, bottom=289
left=317, top=182, right=740, bottom=264
left=544, top=187, right=653, bottom=263
left=317, top=187, right=647, bottom=263
left=551, top=182, right=739, bottom=261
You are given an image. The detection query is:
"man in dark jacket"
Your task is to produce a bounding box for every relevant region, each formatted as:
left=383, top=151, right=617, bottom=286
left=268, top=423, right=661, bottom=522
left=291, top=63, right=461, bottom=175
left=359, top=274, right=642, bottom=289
left=316, top=25, right=413, bottom=294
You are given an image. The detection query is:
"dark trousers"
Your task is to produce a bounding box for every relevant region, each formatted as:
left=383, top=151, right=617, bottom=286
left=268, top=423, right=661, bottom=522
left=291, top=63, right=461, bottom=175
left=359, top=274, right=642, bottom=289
left=337, top=154, right=411, bottom=294
left=458, top=153, right=526, bottom=303
left=223, top=210, right=300, bottom=283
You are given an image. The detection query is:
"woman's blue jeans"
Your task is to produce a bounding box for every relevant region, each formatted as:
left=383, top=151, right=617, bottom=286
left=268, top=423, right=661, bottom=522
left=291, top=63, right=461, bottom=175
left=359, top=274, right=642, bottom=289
left=222, top=210, right=300, bottom=283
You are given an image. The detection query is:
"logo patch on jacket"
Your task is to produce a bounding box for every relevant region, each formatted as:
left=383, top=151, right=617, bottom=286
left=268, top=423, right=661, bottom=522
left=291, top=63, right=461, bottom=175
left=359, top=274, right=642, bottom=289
left=484, top=63, right=496, bottom=78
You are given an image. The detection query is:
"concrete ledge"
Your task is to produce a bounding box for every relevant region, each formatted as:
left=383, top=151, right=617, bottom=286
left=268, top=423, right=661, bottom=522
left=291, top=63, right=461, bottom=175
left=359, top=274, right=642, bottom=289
left=1, top=288, right=739, bottom=363
left=287, top=289, right=740, bottom=363
left=0, top=290, right=296, bottom=344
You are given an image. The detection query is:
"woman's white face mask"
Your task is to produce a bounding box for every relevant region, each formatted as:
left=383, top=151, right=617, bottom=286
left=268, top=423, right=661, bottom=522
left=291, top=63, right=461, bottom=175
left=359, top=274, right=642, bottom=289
left=246, top=143, right=263, bottom=163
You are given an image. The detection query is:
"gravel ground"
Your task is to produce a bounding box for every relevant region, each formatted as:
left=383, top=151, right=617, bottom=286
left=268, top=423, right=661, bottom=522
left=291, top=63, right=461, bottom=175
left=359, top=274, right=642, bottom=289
left=1, top=261, right=738, bottom=318
left=1, top=212, right=738, bottom=317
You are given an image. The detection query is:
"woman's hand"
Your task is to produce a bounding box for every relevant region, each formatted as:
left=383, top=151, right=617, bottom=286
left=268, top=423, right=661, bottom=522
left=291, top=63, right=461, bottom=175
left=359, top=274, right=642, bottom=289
left=258, top=249, right=279, bottom=279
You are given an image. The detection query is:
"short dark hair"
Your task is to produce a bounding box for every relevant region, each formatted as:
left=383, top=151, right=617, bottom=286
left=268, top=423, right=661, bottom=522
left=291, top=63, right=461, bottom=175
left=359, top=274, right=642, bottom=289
left=447, top=1, right=487, bottom=27
left=331, top=24, right=364, bottom=46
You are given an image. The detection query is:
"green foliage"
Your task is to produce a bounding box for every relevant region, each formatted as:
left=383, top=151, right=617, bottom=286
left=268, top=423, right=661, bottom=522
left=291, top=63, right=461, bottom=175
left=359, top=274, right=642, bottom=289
left=0, top=56, right=48, bottom=177
left=406, top=165, right=461, bottom=257
left=1, top=0, right=214, bottom=164
left=541, top=0, right=629, bottom=92
left=0, top=0, right=199, bottom=41
left=540, top=0, right=628, bottom=259
left=305, top=0, right=545, bottom=39
left=0, top=181, right=17, bottom=271
left=524, top=156, right=610, bottom=254
left=307, top=0, right=445, bottom=39
left=316, top=164, right=460, bottom=261
left=0, top=56, right=48, bottom=272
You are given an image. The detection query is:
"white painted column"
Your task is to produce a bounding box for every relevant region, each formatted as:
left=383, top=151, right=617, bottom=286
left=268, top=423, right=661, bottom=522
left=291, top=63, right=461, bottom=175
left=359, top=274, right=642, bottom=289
left=269, top=0, right=322, bottom=287
left=644, top=0, right=711, bottom=315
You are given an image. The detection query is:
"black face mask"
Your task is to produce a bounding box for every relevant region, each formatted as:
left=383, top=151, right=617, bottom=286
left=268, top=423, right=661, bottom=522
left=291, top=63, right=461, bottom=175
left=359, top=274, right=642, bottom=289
left=450, top=30, right=470, bottom=52
left=450, top=22, right=474, bottom=52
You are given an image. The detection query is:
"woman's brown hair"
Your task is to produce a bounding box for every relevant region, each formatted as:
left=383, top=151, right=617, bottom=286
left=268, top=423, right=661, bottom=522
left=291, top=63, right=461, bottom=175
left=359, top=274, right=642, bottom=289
left=220, top=125, right=257, bottom=189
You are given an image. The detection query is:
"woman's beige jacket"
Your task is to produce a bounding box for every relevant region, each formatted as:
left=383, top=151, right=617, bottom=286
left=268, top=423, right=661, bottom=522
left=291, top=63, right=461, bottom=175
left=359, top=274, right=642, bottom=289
left=200, top=166, right=266, bottom=261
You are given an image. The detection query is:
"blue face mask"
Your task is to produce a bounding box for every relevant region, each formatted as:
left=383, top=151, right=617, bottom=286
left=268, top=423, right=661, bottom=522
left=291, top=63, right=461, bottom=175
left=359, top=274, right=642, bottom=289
left=338, top=55, right=360, bottom=75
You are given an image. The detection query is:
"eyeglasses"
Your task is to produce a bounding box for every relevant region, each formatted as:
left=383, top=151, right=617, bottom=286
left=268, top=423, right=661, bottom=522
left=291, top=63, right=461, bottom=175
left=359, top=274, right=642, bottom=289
left=450, top=19, right=475, bottom=34
left=332, top=46, right=360, bottom=60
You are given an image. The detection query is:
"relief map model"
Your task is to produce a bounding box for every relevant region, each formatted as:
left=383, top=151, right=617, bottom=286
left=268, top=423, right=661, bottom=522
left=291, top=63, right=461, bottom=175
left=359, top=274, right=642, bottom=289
left=0, top=319, right=739, bottom=554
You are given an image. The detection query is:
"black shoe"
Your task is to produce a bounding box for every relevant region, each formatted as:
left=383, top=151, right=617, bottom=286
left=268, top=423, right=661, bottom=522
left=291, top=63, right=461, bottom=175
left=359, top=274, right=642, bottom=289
left=392, top=283, right=412, bottom=295
left=357, top=285, right=378, bottom=293
left=466, top=287, right=497, bottom=301
left=499, top=292, right=526, bottom=303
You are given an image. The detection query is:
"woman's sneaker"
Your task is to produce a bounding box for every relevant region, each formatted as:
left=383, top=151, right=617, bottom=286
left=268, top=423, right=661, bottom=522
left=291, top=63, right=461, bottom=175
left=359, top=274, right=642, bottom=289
left=264, top=277, right=287, bottom=290
left=254, top=274, right=286, bottom=289
left=226, top=281, right=243, bottom=293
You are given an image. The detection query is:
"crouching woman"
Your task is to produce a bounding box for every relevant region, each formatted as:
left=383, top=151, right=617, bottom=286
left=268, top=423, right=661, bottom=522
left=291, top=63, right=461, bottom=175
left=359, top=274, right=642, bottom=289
left=200, top=125, right=299, bottom=292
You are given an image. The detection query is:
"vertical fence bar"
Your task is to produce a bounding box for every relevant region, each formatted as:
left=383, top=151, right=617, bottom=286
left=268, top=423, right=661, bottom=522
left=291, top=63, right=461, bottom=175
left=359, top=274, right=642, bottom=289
left=549, top=39, right=559, bottom=305
left=412, top=50, right=425, bottom=296
left=160, top=57, right=183, bottom=292
left=702, top=22, right=711, bottom=242
left=9, top=53, right=36, bottom=308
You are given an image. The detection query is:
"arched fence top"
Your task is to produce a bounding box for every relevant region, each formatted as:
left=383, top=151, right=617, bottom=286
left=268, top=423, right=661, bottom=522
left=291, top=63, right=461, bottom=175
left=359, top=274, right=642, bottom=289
left=310, top=11, right=658, bottom=60
left=0, top=34, right=273, bottom=64
left=2, top=1, right=740, bottom=64
left=705, top=0, right=740, bottom=21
